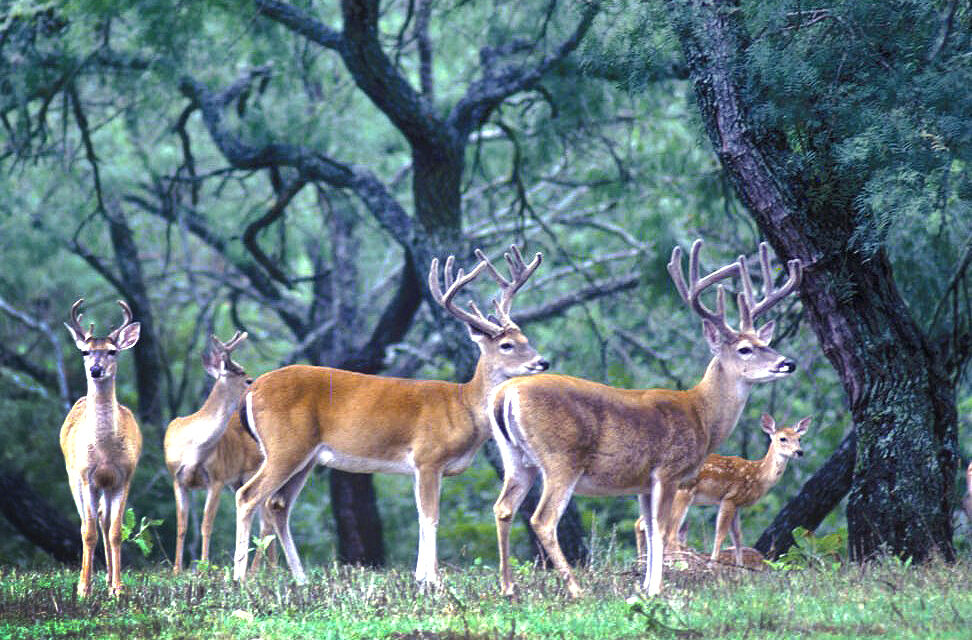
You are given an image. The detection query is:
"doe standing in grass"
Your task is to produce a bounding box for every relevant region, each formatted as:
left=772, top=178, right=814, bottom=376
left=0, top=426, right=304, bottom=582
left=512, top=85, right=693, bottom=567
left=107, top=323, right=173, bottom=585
left=165, top=331, right=277, bottom=573
left=60, top=298, right=142, bottom=597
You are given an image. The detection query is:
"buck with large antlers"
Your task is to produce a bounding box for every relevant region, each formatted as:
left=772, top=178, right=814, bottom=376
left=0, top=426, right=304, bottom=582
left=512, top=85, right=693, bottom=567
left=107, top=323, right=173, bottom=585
left=233, top=246, right=549, bottom=584
left=489, top=239, right=802, bottom=597
left=165, top=332, right=276, bottom=572
left=60, top=298, right=142, bottom=597
left=634, top=412, right=811, bottom=567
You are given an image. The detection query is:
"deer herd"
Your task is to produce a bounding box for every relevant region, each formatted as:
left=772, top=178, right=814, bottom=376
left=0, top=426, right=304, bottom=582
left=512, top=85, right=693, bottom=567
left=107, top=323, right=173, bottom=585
left=58, top=238, right=826, bottom=599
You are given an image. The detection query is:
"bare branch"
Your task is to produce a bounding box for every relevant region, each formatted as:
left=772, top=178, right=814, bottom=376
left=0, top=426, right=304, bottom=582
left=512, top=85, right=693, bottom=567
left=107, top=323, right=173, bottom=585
left=415, top=0, right=434, bottom=101
left=0, top=294, right=71, bottom=408
left=514, top=271, right=641, bottom=325
left=256, top=0, right=345, bottom=51
left=242, top=176, right=307, bottom=288
left=449, top=2, right=600, bottom=137
left=178, top=73, right=415, bottom=245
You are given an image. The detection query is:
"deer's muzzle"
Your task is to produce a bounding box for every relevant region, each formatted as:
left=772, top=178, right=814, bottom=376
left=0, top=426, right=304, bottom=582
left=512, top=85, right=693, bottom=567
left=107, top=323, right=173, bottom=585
left=773, top=359, right=796, bottom=374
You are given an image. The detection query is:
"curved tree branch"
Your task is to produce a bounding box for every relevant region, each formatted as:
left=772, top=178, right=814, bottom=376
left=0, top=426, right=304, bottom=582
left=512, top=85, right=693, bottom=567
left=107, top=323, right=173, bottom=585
left=255, top=0, right=345, bottom=51
left=449, top=2, right=600, bottom=138
left=242, top=176, right=307, bottom=288
left=178, top=74, right=415, bottom=245
left=0, top=294, right=71, bottom=407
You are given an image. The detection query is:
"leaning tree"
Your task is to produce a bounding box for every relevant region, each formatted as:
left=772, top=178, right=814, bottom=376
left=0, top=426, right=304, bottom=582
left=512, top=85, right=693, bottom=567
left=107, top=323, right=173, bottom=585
left=663, top=0, right=970, bottom=560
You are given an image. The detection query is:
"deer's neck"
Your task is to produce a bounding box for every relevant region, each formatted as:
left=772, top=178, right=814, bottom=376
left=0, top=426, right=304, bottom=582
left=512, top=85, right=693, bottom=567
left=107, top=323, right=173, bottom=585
left=758, top=447, right=791, bottom=487
left=694, top=358, right=753, bottom=453
left=85, top=377, right=120, bottom=441
left=460, top=359, right=503, bottom=432
left=198, top=380, right=239, bottom=426
left=190, top=380, right=240, bottom=451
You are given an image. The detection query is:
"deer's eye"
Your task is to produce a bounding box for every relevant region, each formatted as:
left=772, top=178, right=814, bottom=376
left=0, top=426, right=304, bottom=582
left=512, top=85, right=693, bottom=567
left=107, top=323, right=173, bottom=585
left=499, top=342, right=514, bottom=352
left=107, top=350, right=117, bottom=356
left=80, top=351, right=90, bottom=356
left=779, top=437, right=788, bottom=443
left=737, top=346, right=753, bottom=355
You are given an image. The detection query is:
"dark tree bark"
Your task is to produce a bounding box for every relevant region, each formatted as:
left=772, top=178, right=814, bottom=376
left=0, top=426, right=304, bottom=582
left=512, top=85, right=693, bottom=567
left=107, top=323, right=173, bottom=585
left=328, top=470, right=385, bottom=567
left=104, top=205, right=166, bottom=434
left=669, top=0, right=959, bottom=561
left=0, top=468, right=82, bottom=565
left=755, top=430, right=856, bottom=558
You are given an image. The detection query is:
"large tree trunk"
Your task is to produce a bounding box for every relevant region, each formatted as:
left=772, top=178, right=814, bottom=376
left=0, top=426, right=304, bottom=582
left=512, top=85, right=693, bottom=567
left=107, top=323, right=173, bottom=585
left=669, top=0, right=958, bottom=561
left=105, top=204, right=166, bottom=433
left=0, top=468, right=83, bottom=565
left=328, top=470, right=385, bottom=567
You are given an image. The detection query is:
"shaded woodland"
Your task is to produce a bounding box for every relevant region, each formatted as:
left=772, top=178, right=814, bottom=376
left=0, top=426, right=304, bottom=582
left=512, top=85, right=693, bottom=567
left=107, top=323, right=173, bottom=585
left=0, top=0, right=969, bottom=571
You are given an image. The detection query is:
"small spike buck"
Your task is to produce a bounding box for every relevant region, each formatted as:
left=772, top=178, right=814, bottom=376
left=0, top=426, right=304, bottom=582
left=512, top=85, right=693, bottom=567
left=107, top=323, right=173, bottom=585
left=489, top=239, right=802, bottom=597
left=60, top=298, right=142, bottom=597
left=164, top=332, right=275, bottom=572
left=634, top=412, right=811, bottom=567
left=234, top=246, right=549, bottom=584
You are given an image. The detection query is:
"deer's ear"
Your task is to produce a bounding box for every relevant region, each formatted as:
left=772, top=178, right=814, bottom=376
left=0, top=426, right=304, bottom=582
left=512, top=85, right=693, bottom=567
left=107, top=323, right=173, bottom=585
left=64, top=323, right=89, bottom=350
left=756, top=320, right=775, bottom=344
left=201, top=350, right=221, bottom=379
left=760, top=413, right=776, bottom=436
left=114, top=322, right=141, bottom=350
left=466, top=322, right=491, bottom=345
left=794, top=416, right=812, bottom=435
left=701, top=319, right=725, bottom=354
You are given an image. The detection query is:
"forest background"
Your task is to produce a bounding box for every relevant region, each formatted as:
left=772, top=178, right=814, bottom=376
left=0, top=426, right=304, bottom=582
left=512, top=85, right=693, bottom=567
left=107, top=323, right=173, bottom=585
left=0, top=0, right=969, bottom=574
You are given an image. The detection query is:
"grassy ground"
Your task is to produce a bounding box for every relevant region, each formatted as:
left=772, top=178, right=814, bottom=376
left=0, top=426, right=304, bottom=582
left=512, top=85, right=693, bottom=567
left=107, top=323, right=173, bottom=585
left=0, top=556, right=970, bottom=639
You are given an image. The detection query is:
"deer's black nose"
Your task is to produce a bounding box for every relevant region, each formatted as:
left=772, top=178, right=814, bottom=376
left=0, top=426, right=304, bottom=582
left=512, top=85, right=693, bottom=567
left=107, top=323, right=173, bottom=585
left=775, top=359, right=796, bottom=374
left=90, top=365, right=104, bottom=379
left=795, top=449, right=804, bottom=458
left=536, top=359, right=550, bottom=372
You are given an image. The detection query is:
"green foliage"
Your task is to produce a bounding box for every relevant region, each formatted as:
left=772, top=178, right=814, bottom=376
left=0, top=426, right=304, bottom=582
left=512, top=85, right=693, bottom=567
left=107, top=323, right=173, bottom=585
left=251, top=533, right=276, bottom=557
left=766, top=526, right=847, bottom=571
left=121, top=508, right=164, bottom=558
left=625, top=594, right=700, bottom=638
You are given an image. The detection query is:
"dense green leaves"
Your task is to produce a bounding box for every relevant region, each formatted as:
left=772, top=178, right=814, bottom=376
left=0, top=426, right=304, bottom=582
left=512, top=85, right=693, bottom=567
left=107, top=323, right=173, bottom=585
left=0, top=0, right=968, bottom=569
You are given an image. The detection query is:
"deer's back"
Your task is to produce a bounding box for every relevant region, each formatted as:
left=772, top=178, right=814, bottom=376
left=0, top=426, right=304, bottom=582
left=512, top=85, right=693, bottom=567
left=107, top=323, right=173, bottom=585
left=686, top=454, right=765, bottom=507
left=497, top=374, right=710, bottom=494
left=248, top=365, right=478, bottom=464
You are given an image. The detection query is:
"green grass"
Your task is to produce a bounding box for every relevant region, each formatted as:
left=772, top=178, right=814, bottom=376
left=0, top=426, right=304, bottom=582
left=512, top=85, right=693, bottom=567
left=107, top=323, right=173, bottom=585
left=0, top=557, right=970, bottom=639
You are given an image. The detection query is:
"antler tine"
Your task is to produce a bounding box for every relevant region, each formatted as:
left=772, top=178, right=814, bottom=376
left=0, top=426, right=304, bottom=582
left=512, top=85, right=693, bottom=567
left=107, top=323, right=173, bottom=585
left=759, top=242, right=773, bottom=300
left=475, top=248, right=511, bottom=289
left=108, top=300, right=135, bottom=342
left=476, top=245, right=543, bottom=324
left=428, top=254, right=503, bottom=336
left=67, top=298, right=90, bottom=340
left=747, top=242, right=803, bottom=321
left=224, top=330, right=248, bottom=352
left=667, top=246, right=690, bottom=302
left=737, top=253, right=756, bottom=332
left=668, top=239, right=740, bottom=334
left=117, top=300, right=134, bottom=327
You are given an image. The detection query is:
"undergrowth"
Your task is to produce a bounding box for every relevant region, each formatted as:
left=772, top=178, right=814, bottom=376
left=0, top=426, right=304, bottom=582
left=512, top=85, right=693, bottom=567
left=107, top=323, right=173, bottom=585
left=0, top=555, right=969, bottom=639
